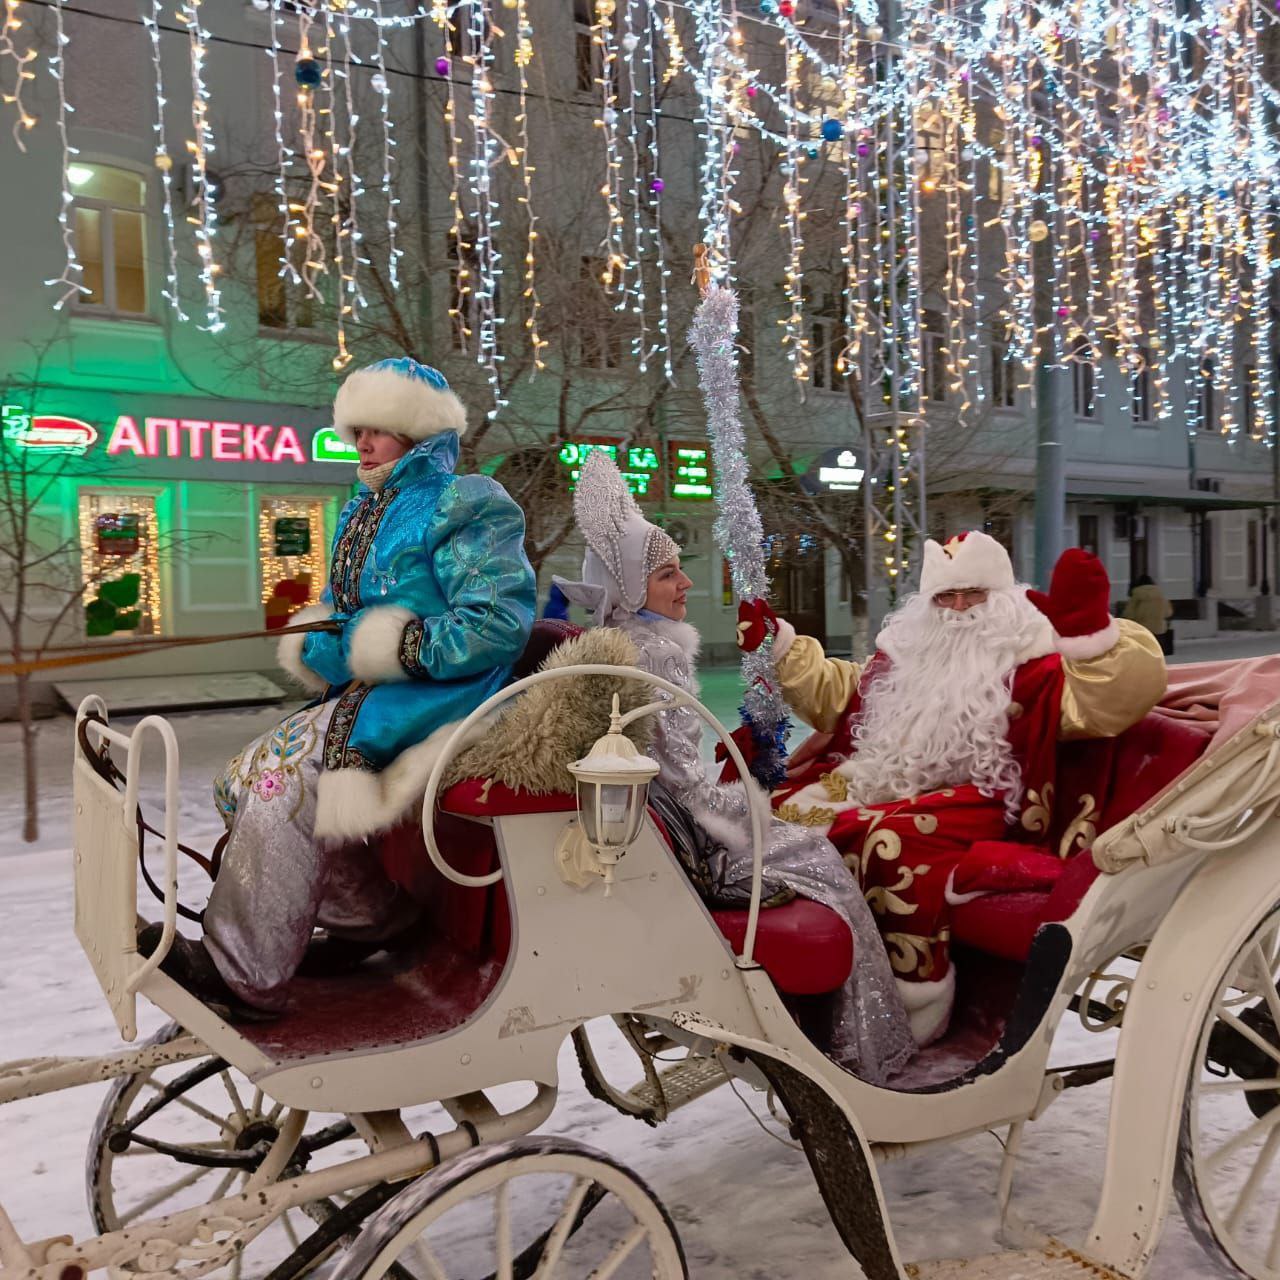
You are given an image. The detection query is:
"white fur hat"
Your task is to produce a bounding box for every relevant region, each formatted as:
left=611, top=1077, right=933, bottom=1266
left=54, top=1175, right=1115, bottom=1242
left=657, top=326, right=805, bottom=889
left=333, top=357, right=467, bottom=446
left=918, top=531, right=1015, bottom=597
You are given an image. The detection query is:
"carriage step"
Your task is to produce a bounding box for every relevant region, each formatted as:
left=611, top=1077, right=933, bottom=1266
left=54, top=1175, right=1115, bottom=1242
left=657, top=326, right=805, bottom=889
left=907, top=1240, right=1129, bottom=1279
left=625, top=1053, right=728, bottom=1111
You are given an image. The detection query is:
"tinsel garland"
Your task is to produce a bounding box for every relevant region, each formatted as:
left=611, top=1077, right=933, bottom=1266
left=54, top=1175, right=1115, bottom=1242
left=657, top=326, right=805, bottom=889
left=689, top=283, right=791, bottom=787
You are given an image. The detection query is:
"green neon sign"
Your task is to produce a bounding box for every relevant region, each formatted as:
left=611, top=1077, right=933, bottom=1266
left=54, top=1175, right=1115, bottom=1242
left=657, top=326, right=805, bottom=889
left=669, top=443, right=714, bottom=500
left=3, top=404, right=99, bottom=455
left=558, top=439, right=660, bottom=497
left=312, top=427, right=360, bottom=463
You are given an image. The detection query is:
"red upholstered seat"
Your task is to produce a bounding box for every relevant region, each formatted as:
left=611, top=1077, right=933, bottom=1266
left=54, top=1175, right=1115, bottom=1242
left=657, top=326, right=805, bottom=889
left=440, top=778, right=578, bottom=817
left=952, top=712, right=1212, bottom=961
left=712, top=899, right=854, bottom=995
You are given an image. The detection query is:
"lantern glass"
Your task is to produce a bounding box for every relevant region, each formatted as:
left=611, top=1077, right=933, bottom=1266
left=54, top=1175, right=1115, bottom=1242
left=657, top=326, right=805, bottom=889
left=577, top=778, right=649, bottom=849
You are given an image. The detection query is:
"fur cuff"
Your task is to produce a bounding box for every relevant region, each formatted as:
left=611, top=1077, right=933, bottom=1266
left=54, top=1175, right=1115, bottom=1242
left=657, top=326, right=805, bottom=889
left=897, top=968, right=956, bottom=1047
left=277, top=603, right=332, bottom=695
left=1056, top=616, right=1120, bottom=662
left=348, top=605, right=417, bottom=683
left=771, top=617, right=796, bottom=660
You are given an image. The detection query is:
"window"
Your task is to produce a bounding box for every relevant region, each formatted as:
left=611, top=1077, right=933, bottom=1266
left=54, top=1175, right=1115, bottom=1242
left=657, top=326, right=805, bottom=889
left=1077, top=513, right=1100, bottom=557
left=810, top=310, right=846, bottom=392
left=253, top=193, right=315, bottom=331
left=573, top=256, right=623, bottom=369
left=990, top=325, right=1017, bottom=407
left=1071, top=338, right=1097, bottom=419
left=921, top=309, right=947, bottom=402
left=573, top=0, right=601, bottom=93
left=78, top=491, right=161, bottom=636
left=1131, top=348, right=1154, bottom=424
left=1199, top=358, right=1217, bottom=432
left=447, top=1, right=493, bottom=61
left=69, top=163, right=148, bottom=315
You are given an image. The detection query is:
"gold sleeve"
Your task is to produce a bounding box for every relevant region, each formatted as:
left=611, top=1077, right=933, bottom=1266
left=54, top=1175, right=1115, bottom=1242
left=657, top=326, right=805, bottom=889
left=1059, top=618, right=1168, bottom=740
left=775, top=634, right=864, bottom=733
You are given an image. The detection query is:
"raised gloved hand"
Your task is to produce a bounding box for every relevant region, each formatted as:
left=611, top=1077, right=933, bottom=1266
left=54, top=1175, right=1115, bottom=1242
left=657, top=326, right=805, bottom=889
left=736, top=597, right=780, bottom=653
left=714, top=723, right=760, bottom=783
left=1026, top=548, right=1118, bottom=659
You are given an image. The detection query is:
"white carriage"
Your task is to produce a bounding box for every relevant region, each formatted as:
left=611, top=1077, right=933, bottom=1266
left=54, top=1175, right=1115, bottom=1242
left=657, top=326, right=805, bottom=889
left=2, top=621, right=1279, bottom=1279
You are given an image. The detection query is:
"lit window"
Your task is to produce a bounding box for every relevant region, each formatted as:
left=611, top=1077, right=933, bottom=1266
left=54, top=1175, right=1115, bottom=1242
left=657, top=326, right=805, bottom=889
left=921, top=309, right=947, bottom=402
left=78, top=491, right=161, bottom=636
left=810, top=312, right=846, bottom=392
left=252, top=192, right=315, bottom=332
left=573, top=0, right=601, bottom=93
left=69, top=163, right=148, bottom=315
left=448, top=1, right=493, bottom=62
left=1071, top=338, right=1097, bottom=419
left=1131, top=348, right=1154, bottom=425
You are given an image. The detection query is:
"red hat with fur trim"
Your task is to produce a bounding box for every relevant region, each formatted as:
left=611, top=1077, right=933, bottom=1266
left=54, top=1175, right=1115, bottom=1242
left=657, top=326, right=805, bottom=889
left=918, top=531, right=1015, bottom=598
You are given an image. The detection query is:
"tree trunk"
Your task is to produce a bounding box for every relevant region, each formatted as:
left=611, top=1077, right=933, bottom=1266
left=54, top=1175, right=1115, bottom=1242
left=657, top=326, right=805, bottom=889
left=16, top=671, right=38, bottom=842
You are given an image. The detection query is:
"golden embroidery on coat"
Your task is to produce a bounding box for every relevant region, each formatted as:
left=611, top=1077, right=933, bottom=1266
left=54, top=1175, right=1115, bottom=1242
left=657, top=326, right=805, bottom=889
left=883, top=927, right=950, bottom=978
left=1021, top=781, right=1054, bottom=835
left=1058, top=793, right=1099, bottom=858
left=775, top=802, right=836, bottom=827
left=820, top=770, right=850, bottom=802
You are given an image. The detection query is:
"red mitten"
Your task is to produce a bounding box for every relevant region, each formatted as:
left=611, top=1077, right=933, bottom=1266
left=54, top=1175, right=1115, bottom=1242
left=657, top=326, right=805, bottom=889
left=715, top=724, right=759, bottom=783
left=736, top=597, right=780, bottom=653
left=950, top=841, right=1068, bottom=897
left=1025, top=548, right=1119, bottom=660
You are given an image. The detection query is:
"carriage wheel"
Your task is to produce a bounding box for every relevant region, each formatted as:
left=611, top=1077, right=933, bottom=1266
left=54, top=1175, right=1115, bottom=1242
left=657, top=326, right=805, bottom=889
left=1177, top=902, right=1280, bottom=1279
left=328, top=1137, right=687, bottom=1280
left=87, top=1021, right=365, bottom=1278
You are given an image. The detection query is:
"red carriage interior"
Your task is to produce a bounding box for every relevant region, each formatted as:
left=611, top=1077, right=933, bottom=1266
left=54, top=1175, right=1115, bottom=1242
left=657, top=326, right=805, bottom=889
left=235, top=620, right=1212, bottom=1084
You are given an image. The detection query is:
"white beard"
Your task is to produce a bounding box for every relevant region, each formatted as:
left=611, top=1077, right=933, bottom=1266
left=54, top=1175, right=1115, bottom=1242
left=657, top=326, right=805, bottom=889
left=837, top=587, right=1055, bottom=819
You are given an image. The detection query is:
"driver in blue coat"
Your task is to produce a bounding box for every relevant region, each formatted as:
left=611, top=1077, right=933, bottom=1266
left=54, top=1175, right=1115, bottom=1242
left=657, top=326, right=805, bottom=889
left=145, top=358, right=536, bottom=1014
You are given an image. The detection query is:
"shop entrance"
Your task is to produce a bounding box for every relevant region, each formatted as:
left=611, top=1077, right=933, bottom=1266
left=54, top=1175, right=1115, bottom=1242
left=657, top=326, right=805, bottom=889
left=764, top=531, right=827, bottom=647
left=78, top=491, right=161, bottom=637
left=260, top=496, right=327, bottom=629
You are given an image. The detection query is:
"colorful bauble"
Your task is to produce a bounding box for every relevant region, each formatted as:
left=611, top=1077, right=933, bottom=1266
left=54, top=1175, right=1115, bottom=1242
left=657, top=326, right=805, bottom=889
left=778, top=0, right=795, bottom=16
left=294, top=58, right=322, bottom=89
left=650, top=177, right=665, bottom=193
left=866, top=23, right=884, bottom=40
left=435, top=56, right=450, bottom=76
left=371, top=72, right=388, bottom=95
left=820, top=118, right=844, bottom=142
left=760, top=0, right=777, bottom=12
left=153, top=152, right=172, bottom=172
left=1028, top=219, right=1050, bottom=242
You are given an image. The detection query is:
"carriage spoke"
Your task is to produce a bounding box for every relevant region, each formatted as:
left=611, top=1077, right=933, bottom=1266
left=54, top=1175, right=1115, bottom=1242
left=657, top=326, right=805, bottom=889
left=404, top=1238, right=449, bottom=1280
left=494, top=1182, right=513, bottom=1280
left=167, top=1093, right=230, bottom=1128
left=209, top=1168, right=239, bottom=1203
left=1219, top=1008, right=1280, bottom=1070
left=230, top=1248, right=242, bottom=1280
left=1201, top=1077, right=1280, bottom=1093
left=250, top=1087, right=264, bottom=1115
left=1206, top=1101, right=1280, bottom=1175
left=119, top=1165, right=217, bottom=1224
left=220, top=1070, right=250, bottom=1125
left=532, top=1177, right=593, bottom=1279
left=1226, top=1123, right=1280, bottom=1235
left=587, top=1224, right=647, bottom=1280
left=282, top=1209, right=302, bottom=1251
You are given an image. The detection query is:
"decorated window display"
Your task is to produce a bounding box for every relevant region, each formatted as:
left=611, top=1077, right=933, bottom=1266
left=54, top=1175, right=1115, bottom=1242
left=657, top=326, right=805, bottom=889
left=77, top=492, right=161, bottom=636
left=259, top=497, right=326, bottom=630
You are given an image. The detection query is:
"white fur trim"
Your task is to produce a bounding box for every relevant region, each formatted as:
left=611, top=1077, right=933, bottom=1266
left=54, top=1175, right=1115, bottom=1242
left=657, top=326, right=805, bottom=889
left=695, top=777, right=769, bottom=851
left=638, top=613, right=701, bottom=660
left=334, top=366, right=467, bottom=446
left=348, top=605, right=416, bottom=683
left=1055, top=616, right=1121, bottom=662
left=1015, top=611, right=1059, bottom=664
left=771, top=617, right=796, bottom=660
left=919, top=531, right=1015, bottom=599
left=314, top=714, right=496, bottom=841
left=897, top=967, right=956, bottom=1047
left=276, top=603, right=332, bottom=695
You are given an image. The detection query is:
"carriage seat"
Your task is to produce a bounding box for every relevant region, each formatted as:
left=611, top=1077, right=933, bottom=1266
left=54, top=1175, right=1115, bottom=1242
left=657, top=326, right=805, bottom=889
left=950, top=712, right=1213, bottom=962
left=436, top=780, right=854, bottom=996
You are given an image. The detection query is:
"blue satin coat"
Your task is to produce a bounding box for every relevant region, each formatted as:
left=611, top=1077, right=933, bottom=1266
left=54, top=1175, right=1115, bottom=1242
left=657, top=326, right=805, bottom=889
left=301, top=432, right=535, bottom=774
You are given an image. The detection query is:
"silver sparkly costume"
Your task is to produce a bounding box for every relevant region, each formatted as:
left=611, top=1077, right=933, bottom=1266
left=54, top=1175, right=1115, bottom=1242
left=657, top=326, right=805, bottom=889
left=554, top=451, right=914, bottom=1083
left=205, top=701, right=417, bottom=1010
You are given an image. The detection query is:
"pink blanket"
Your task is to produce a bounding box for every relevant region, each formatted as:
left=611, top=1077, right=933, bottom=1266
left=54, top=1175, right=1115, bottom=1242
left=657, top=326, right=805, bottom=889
left=1155, top=656, right=1280, bottom=750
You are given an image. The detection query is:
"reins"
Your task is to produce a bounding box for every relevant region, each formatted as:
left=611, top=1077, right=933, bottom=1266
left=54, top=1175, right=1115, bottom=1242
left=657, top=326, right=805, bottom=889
left=2, top=618, right=340, bottom=678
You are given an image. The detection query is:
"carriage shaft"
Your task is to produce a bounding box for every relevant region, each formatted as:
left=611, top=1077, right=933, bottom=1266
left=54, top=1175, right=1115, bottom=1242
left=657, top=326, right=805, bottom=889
left=0, top=1037, right=207, bottom=1106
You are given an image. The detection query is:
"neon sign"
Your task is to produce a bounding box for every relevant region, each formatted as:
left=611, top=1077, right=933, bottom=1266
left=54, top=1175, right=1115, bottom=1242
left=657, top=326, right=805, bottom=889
left=312, top=427, right=360, bottom=463
left=816, top=449, right=865, bottom=491
left=107, top=416, right=307, bottom=464
left=668, top=442, right=714, bottom=500
left=2, top=405, right=98, bottom=454
left=558, top=439, right=661, bottom=498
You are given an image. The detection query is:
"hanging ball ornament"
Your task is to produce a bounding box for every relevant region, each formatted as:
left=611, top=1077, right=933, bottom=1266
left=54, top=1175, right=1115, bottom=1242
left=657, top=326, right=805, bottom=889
left=650, top=177, right=664, bottom=193
left=820, top=118, right=844, bottom=142
left=154, top=152, right=172, bottom=172
left=370, top=72, right=388, bottom=95
left=866, top=23, right=883, bottom=40
left=435, top=56, right=450, bottom=76
left=778, top=0, right=795, bottom=16
left=806, top=145, right=819, bottom=158
left=295, top=57, right=322, bottom=89
left=1028, top=219, right=1050, bottom=243
left=760, top=0, right=777, bottom=12
left=621, top=32, right=639, bottom=52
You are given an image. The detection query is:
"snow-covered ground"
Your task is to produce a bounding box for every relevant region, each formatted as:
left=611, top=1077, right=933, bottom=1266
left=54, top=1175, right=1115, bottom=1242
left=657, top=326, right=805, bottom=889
left=0, top=698, right=1257, bottom=1277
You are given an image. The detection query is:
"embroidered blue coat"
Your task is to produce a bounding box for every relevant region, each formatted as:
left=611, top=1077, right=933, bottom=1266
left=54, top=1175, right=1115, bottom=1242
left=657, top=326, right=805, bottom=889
left=299, top=432, right=535, bottom=778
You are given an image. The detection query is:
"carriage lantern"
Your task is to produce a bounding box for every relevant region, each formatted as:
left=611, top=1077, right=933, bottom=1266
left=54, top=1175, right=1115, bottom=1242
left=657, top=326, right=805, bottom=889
left=566, top=695, right=660, bottom=896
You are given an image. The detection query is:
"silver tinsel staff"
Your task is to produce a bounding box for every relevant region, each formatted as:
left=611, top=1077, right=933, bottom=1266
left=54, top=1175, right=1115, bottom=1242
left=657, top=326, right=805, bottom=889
left=688, top=247, right=791, bottom=785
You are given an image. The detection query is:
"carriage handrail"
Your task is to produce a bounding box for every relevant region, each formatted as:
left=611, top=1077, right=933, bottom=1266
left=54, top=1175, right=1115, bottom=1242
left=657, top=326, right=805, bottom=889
left=420, top=663, right=768, bottom=969
left=75, top=698, right=180, bottom=990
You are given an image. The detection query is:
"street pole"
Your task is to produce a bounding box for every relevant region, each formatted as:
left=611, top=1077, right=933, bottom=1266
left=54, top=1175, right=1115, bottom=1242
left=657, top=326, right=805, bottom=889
left=1031, top=192, right=1065, bottom=589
